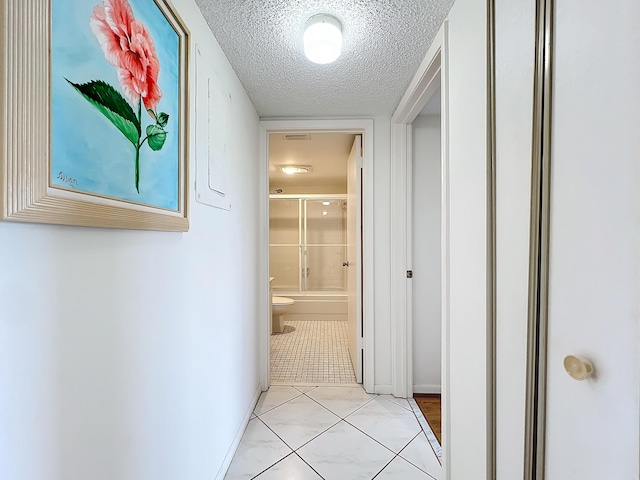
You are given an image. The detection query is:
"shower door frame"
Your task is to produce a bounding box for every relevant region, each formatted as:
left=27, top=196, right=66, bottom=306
left=259, top=119, right=374, bottom=392
left=269, top=194, right=349, bottom=295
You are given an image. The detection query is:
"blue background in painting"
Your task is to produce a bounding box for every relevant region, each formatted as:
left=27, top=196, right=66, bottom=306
left=51, top=0, right=180, bottom=211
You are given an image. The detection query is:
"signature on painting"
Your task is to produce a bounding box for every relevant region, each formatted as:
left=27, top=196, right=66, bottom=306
left=57, top=171, right=78, bottom=189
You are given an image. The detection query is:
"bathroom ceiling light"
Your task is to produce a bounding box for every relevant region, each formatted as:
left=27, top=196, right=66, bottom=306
left=322, top=201, right=331, bottom=206
left=278, top=165, right=313, bottom=175
left=303, top=14, right=342, bottom=64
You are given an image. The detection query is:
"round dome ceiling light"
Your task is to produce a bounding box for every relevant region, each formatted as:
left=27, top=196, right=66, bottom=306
left=303, top=14, right=342, bottom=64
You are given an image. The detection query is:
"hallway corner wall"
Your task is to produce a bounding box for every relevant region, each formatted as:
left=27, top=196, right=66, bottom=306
left=411, top=113, right=442, bottom=393
left=0, top=1, right=261, bottom=479
left=371, top=115, right=394, bottom=393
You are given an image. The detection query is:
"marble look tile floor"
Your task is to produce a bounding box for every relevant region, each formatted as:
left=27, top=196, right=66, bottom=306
left=225, top=385, right=442, bottom=480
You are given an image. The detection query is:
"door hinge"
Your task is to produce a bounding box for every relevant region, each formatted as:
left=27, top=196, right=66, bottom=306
left=406, top=270, right=413, bottom=278
left=357, top=337, right=364, bottom=350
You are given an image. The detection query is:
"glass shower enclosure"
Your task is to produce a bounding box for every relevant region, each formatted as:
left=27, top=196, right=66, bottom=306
left=269, top=195, right=348, bottom=293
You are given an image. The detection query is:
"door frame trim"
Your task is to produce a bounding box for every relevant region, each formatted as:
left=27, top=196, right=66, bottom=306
left=259, top=119, right=375, bottom=393
left=523, top=0, right=554, bottom=478
left=390, top=22, right=447, bottom=400
left=390, top=16, right=450, bottom=468
left=391, top=2, right=498, bottom=476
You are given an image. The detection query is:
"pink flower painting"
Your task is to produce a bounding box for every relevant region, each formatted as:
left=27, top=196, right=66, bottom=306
left=67, top=0, right=169, bottom=193
left=90, top=0, right=162, bottom=113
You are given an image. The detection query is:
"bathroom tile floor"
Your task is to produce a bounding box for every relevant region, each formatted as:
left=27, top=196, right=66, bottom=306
left=270, top=320, right=357, bottom=384
left=224, top=385, right=442, bottom=480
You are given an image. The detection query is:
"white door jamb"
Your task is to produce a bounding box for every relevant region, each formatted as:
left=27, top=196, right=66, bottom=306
left=390, top=23, right=447, bottom=401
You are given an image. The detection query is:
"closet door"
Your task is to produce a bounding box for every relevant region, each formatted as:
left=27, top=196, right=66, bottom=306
left=543, top=0, right=640, bottom=477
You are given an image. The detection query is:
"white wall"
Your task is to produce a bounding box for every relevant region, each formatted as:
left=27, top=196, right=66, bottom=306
left=411, top=114, right=442, bottom=393
left=0, top=1, right=261, bottom=479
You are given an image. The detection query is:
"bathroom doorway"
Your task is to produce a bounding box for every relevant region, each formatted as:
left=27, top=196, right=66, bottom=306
left=267, top=132, right=363, bottom=385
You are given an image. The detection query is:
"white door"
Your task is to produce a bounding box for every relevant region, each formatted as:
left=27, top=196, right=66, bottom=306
left=347, top=135, right=363, bottom=383
left=544, top=1, right=640, bottom=477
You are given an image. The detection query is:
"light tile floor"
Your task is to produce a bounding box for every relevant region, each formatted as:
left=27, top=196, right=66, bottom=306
left=225, top=385, right=442, bottom=480
left=270, top=321, right=357, bottom=384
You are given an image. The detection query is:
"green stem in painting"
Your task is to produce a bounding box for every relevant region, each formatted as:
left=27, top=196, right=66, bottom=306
left=135, top=99, right=142, bottom=193
left=135, top=143, right=140, bottom=193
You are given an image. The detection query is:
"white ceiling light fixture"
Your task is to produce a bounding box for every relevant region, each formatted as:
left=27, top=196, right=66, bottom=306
left=303, top=14, right=342, bottom=64
left=278, top=165, right=313, bottom=175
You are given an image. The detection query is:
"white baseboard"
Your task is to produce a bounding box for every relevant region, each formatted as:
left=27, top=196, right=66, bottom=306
left=413, top=384, right=442, bottom=394
left=214, top=383, right=263, bottom=480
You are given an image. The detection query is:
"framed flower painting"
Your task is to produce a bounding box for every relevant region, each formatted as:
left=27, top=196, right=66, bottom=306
left=0, top=0, right=189, bottom=231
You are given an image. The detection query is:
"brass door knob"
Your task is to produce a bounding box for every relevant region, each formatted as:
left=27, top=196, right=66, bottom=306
left=563, top=355, right=593, bottom=381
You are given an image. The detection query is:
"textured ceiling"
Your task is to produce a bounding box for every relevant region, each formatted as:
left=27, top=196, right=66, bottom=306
left=194, top=0, right=454, bottom=117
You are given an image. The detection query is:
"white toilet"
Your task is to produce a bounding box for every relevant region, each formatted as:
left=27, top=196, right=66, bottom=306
left=272, top=296, right=295, bottom=333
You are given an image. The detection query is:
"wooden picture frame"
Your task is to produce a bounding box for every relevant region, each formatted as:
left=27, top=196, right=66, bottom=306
left=0, top=0, right=189, bottom=231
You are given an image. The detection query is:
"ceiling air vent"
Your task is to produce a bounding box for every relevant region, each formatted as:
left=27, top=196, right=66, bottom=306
left=283, top=134, right=310, bottom=141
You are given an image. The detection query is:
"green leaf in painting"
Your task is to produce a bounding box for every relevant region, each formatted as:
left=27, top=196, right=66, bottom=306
left=156, top=112, right=169, bottom=128
left=147, top=109, right=157, bottom=121
left=66, top=79, right=140, bottom=145
left=146, top=124, right=167, bottom=151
